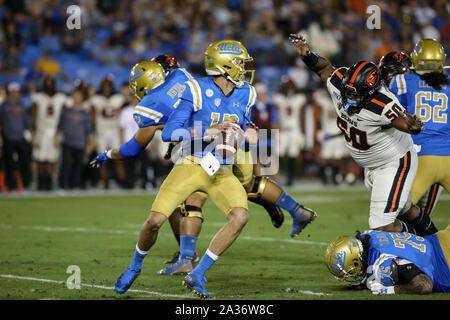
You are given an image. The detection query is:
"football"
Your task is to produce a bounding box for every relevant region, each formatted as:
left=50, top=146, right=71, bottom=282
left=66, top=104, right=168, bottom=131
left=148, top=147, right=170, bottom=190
left=215, top=124, right=243, bottom=159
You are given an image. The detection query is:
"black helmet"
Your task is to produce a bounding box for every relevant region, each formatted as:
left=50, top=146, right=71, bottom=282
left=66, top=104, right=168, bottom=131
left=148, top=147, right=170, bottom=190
left=151, top=54, right=179, bottom=74
left=379, top=51, right=412, bottom=83
left=342, top=61, right=381, bottom=98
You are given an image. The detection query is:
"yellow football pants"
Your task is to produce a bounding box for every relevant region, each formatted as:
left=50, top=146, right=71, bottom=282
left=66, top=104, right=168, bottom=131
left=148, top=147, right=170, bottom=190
left=411, top=155, right=450, bottom=204
left=437, top=224, right=450, bottom=270
left=151, top=156, right=248, bottom=217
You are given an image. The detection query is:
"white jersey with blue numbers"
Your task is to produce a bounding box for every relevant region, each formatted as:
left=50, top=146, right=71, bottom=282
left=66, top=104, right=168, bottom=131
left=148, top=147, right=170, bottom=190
left=132, top=68, right=193, bottom=128
left=364, top=230, right=450, bottom=292
left=390, top=73, right=450, bottom=156
left=163, top=77, right=257, bottom=164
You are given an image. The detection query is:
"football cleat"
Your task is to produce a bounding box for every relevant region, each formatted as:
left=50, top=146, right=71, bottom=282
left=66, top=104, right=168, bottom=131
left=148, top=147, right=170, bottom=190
left=248, top=197, right=284, bottom=228
left=182, top=272, right=209, bottom=298
left=114, top=267, right=140, bottom=294
left=157, top=258, right=193, bottom=275
left=290, top=205, right=317, bottom=237
left=164, top=251, right=180, bottom=265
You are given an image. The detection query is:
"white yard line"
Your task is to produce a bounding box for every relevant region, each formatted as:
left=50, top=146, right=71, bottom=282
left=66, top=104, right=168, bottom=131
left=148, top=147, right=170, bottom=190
left=0, top=274, right=192, bottom=299
left=0, top=223, right=329, bottom=246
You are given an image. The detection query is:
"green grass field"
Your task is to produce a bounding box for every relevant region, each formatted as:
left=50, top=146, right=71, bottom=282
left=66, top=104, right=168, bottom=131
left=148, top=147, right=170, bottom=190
left=1, top=188, right=449, bottom=301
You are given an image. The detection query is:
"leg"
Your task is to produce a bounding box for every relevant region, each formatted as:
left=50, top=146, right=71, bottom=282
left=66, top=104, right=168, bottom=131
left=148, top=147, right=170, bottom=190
left=247, top=176, right=316, bottom=236
left=114, top=162, right=205, bottom=293
left=244, top=176, right=285, bottom=228
left=417, top=184, right=442, bottom=216
left=58, top=145, right=70, bottom=190
left=206, top=207, right=248, bottom=255
left=2, top=139, right=18, bottom=191
left=370, top=151, right=437, bottom=235
left=137, top=211, right=168, bottom=251
left=158, top=192, right=206, bottom=274
left=183, top=207, right=248, bottom=298
left=36, top=161, right=46, bottom=191
left=16, top=140, right=31, bottom=189
left=182, top=169, right=249, bottom=298
left=114, top=211, right=167, bottom=293
left=71, top=147, right=84, bottom=190
left=399, top=203, right=438, bottom=236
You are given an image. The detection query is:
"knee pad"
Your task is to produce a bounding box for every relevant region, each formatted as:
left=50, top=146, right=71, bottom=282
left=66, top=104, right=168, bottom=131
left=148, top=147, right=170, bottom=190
left=247, top=176, right=269, bottom=199
left=180, top=201, right=204, bottom=221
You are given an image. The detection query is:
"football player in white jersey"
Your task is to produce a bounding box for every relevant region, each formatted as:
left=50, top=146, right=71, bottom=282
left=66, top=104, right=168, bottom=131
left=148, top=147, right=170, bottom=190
left=31, top=75, right=66, bottom=190
left=273, top=77, right=305, bottom=185
left=89, top=76, right=125, bottom=188
left=314, top=88, right=355, bottom=185
left=289, top=33, right=437, bottom=236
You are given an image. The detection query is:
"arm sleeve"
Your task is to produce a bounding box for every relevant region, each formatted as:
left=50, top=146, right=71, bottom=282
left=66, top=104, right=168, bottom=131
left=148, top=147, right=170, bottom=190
left=161, top=98, right=195, bottom=142
left=389, top=74, right=409, bottom=108
left=133, top=93, right=169, bottom=128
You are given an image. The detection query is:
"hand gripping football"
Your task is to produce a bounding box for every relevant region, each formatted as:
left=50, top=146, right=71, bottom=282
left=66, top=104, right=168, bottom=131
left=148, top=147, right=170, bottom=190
left=215, top=123, right=243, bottom=159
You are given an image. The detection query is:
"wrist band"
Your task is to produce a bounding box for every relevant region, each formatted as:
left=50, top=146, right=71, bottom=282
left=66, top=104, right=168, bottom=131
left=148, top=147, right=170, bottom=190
left=302, top=51, right=319, bottom=69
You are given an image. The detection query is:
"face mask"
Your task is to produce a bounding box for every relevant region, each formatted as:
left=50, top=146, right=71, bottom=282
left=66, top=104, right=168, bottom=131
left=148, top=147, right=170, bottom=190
left=344, top=98, right=358, bottom=112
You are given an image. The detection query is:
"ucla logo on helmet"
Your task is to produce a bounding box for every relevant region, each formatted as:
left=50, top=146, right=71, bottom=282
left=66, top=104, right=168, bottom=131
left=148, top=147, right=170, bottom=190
left=130, top=68, right=143, bottom=82
left=331, top=250, right=346, bottom=272
left=218, top=42, right=243, bottom=55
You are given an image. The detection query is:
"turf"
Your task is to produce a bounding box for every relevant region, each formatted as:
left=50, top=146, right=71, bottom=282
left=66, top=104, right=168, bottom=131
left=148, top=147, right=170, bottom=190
left=0, top=188, right=449, bottom=301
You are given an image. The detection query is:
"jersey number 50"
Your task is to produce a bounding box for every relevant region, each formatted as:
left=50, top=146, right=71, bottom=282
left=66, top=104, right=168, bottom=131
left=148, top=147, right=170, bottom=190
left=336, top=117, right=370, bottom=151
left=415, top=91, right=448, bottom=123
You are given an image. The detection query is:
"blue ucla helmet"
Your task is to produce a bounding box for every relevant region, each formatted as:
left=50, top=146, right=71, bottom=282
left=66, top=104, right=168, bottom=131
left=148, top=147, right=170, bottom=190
left=129, top=61, right=166, bottom=101
left=204, top=39, right=255, bottom=88
left=324, top=235, right=365, bottom=284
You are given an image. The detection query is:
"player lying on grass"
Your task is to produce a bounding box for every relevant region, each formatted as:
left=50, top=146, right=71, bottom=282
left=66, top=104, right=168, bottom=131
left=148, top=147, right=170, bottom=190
left=289, top=33, right=437, bottom=236
left=325, top=225, right=450, bottom=294
left=381, top=40, right=450, bottom=217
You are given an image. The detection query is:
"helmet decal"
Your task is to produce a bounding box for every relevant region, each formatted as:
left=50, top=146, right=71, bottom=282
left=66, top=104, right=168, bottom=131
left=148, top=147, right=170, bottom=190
left=218, top=42, right=244, bottom=55
left=365, top=68, right=379, bottom=87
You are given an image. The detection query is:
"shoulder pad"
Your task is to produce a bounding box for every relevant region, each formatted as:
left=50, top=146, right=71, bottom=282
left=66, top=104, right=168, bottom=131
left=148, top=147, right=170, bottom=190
left=184, top=79, right=203, bottom=111
left=364, top=91, right=393, bottom=115
left=245, top=84, right=257, bottom=116
left=329, top=67, right=348, bottom=90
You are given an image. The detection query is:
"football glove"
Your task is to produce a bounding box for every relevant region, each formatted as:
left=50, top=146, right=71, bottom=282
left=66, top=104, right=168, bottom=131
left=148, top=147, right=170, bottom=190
left=366, top=279, right=395, bottom=295
left=90, top=150, right=112, bottom=168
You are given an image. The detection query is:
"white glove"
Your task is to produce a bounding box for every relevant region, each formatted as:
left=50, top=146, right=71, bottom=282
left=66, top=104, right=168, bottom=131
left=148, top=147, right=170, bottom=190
left=366, top=279, right=395, bottom=295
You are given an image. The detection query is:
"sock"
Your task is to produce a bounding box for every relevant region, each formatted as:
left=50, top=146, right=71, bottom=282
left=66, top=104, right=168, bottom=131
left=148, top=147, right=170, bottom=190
left=409, top=207, right=438, bottom=236
left=180, top=235, right=197, bottom=261
left=194, top=249, right=218, bottom=276
left=130, top=244, right=148, bottom=271
left=276, top=191, right=301, bottom=218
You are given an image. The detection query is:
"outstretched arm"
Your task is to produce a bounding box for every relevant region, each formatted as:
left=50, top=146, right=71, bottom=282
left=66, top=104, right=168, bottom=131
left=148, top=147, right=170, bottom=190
left=89, top=124, right=161, bottom=167
left=289, top=33, right=336, bottom=82
left=367, top=258, right=433, bottom=295
left=390, top=110, right=424, bottom=135
left=394, top=273, right=433, bottom=294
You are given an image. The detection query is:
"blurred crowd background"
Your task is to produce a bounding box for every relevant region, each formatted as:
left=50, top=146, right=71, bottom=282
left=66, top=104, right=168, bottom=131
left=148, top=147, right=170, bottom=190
left=0, top=0, right=448, bottom=193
